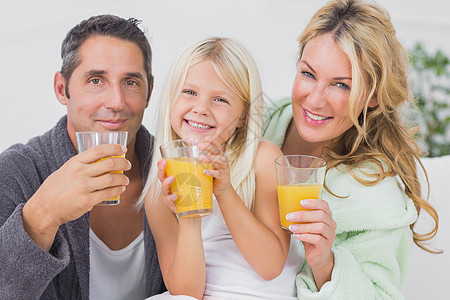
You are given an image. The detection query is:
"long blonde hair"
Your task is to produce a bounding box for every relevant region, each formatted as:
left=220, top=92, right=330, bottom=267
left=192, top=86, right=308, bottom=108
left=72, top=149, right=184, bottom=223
left=298, top=0, right=440, bottom=253
left=139, top=37, right=264, bottom=211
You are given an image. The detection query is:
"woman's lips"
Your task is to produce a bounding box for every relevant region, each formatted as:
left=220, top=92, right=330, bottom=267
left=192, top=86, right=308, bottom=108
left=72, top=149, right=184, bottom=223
left=303, top=108, right=331, bottom=125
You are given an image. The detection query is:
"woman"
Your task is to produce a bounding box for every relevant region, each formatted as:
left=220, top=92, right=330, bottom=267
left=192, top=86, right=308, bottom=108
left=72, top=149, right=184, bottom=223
left=263, top=0, right=440, bottom=298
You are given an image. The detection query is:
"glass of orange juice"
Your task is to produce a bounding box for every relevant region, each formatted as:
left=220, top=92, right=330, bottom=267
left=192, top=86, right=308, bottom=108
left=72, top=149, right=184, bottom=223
left=76, top=131, right=128, bottom=206
left=275, top=155, right=326, bottom=230
left=160, top=139, right=213, bottom=219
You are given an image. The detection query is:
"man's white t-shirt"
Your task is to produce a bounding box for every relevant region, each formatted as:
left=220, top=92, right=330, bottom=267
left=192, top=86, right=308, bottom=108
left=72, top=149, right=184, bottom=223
left=89, top=229, right=146, bottom=300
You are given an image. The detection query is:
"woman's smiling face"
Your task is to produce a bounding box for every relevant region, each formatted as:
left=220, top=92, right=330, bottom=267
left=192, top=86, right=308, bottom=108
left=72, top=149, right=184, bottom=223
left=291, top=33, right=361, bottom=147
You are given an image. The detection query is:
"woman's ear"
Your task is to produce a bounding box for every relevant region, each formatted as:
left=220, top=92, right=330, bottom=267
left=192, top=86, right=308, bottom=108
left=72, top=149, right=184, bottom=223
left=237, top=119, right=245, bottom=129
left=368, top=95, right=378, bottom=108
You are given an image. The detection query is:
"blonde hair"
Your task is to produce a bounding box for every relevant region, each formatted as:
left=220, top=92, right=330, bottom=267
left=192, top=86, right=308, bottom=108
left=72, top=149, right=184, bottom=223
left=298, top=0, right=440, bottom=253
left=138, top=37, right=264, bottom=211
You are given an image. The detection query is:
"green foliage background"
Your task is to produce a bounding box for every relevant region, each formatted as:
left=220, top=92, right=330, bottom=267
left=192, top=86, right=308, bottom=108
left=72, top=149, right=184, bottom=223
left=408, top=43, right=450, bottom=157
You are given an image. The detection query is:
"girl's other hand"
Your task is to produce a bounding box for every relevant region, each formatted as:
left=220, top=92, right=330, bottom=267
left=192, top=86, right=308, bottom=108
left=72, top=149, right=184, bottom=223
left=197, top=136, right=233, bottom=198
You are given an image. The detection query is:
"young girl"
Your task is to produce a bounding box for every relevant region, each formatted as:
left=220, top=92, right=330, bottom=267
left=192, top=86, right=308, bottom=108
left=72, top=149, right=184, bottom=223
left=141, top=37, right=301, bottom=299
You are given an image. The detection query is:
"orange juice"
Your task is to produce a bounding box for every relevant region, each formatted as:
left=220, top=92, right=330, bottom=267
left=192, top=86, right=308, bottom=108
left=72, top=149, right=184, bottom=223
left=94, top=154, right=125, bottom=204
left=165, top=157, right=213, bottom=218
left=277, top=184, right=322, bottom=229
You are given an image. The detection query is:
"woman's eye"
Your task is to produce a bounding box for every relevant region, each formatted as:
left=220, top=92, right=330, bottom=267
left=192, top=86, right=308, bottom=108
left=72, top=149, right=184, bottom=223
left=336, top=82, right=350, bottom=90
left=184, top=90, right=197, bottom=96
left=302, top=71, right=315, bottom=79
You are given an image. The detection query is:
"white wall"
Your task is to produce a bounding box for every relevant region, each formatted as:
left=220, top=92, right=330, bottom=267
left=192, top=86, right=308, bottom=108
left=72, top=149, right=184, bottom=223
left=0, top=0, right=448, bottom=298
left=411, top=156, right=450, bottom=300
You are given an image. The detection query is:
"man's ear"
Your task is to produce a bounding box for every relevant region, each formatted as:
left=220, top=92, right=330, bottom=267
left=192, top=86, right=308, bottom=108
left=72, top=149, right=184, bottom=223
left=368, top=95, right=378, bottom=108
left=54, top=72, right=69, bottom=105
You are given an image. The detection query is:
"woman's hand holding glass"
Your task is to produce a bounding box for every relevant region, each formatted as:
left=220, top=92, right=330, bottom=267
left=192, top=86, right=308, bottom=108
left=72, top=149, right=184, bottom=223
left=287, top=198, right=336, bottom=289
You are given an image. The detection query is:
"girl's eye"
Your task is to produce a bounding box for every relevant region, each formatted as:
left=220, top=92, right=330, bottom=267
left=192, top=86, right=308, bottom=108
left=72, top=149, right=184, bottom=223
left=214, top=97, right=229, bottom=104
left=184, top=90, right=197, bottom=96
left=89, top=78, right=101, bottom=85
left=302, top=71, right=315, bottom=79
left=336, top=82, right=350, bottom=90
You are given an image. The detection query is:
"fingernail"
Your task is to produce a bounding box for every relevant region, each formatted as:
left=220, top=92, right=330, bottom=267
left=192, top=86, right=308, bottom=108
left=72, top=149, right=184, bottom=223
left=301, top=199, right=309, bottom=207
left=289, top=225, right=298, bottom=232
left=286, top=213, right=295, bottom=221
left=121, top=146, right=127, bottom=152
left=294, top=234, right=302, bottom=240
left=205, top=136, right=212, bottom=142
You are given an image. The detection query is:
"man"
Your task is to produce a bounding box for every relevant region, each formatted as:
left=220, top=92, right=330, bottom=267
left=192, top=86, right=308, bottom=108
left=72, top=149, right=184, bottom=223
left=0, top=15, right=165, bottom=299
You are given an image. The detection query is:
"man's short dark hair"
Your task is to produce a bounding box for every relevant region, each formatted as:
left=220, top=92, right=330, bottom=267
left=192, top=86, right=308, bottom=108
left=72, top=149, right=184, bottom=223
left=60, top=14, right=153, bottom=100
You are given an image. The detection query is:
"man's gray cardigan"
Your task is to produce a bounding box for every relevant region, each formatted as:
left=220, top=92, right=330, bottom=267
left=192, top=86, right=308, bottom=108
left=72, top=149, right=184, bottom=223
left=0, top=116, right=165, bottom=299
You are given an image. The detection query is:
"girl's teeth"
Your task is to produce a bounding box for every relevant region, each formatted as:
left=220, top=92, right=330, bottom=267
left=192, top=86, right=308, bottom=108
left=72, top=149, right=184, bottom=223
left=187, top=120, right=211, bottom=129
left=305, top=110, right=328, bottom=121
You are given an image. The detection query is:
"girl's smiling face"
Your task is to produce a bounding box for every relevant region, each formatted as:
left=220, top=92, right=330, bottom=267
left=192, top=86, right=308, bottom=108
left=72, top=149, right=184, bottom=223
left=292, top=33, right=362, bottom=148
left=170, top=60, right=245, bottom=144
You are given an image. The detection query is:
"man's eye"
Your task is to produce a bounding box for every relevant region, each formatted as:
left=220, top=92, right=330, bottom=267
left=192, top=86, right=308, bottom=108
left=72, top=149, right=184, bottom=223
left=89, top=78, right=101, bottom=85
left=126, top=80, right=138, bottom=86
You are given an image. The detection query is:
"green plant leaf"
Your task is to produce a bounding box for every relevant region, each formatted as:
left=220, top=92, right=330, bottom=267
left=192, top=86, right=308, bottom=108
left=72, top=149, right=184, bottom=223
left=409, top=42, right=450, bottom=157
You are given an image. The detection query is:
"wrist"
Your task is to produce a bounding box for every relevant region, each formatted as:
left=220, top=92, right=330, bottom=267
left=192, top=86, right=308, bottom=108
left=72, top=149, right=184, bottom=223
left=310, top=253, right=334, bottom=290
left=178, top=217, right=202, bottom=229
left=22, top=198, right=60, bottom=251
left=214, top=184, right=235, bottom=203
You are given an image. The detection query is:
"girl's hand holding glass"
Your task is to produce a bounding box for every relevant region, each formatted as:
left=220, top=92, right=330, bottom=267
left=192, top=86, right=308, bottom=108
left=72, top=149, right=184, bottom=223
left=157, top=159, right=178, bottom=214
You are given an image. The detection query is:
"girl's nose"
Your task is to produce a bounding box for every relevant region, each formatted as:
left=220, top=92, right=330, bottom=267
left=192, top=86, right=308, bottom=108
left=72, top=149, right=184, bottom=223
left=192, top=98, right=209, bottom=116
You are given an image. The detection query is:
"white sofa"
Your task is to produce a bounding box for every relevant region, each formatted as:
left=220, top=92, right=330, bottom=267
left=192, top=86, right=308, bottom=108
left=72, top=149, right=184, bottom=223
left=402, top=156, right=450, bottom=299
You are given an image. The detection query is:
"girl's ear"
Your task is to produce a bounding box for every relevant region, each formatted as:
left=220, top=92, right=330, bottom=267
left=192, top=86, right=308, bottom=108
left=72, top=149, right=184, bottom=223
left=237, top=112, right=247, bottom=128
left=237, top=104, right=250, bottom=128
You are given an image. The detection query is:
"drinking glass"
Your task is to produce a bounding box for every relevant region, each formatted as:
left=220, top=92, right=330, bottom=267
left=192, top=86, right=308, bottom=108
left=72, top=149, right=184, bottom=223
left=160, top=139, right=213, bottom=218
left=76, top=131, right=128, bottom=206
left=275, top=155, right=326, bottom=230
